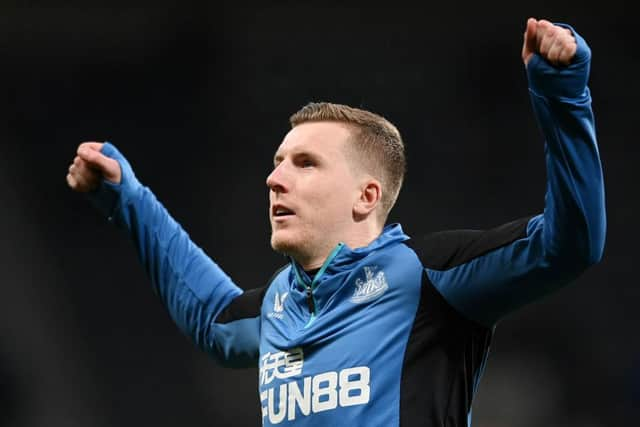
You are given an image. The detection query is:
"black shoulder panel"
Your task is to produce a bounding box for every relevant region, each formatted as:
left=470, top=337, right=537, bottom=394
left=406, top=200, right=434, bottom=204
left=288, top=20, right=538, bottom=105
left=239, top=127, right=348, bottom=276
left=215, top=264, right=288, bottom=324
left=406, top=216, right=534, bottom=270
left=399, top=270, right=493, bottom=426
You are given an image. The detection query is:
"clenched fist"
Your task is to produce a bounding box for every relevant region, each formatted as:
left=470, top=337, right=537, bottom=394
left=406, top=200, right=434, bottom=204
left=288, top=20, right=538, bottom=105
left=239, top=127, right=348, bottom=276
left=66, top=142, right=122, bottom=192
left=522, top=18, right=577, bottom=66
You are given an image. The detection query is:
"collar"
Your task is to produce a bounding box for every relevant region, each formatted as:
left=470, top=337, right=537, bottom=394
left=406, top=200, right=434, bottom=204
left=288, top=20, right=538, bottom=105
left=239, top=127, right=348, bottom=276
left=290, top=223, right=409, bottom=288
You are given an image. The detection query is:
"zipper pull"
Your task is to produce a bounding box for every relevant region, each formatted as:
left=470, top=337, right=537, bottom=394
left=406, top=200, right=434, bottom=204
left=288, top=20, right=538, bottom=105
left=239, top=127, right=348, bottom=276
left=305, top=285, right=315, bottom=314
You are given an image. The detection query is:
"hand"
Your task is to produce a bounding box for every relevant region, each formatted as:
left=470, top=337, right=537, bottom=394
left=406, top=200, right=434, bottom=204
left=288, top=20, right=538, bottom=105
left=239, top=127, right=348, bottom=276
left=66, top=142, right=122, bottom=192
left=522, top=18, right=577, bottom=67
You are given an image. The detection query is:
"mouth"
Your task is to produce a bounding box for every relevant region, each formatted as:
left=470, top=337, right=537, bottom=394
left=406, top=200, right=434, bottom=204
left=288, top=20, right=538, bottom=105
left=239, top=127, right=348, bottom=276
left=272, top=204, right=296, bottom=220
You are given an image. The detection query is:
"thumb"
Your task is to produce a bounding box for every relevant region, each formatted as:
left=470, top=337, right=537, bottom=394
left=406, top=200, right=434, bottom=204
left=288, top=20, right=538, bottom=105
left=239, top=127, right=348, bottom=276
left=522, top=17, right=538, bottom=65
left=77, top=142, right=122, bottom=184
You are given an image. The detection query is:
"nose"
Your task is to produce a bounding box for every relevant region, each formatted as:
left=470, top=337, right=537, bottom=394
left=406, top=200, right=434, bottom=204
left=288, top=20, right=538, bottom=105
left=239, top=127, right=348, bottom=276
left=266, top=163, right=288, bottom=193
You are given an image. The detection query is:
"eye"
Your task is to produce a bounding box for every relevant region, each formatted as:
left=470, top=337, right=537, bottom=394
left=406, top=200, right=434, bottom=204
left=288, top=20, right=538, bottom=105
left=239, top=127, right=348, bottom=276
left=292, top=153, right=317, bottom=169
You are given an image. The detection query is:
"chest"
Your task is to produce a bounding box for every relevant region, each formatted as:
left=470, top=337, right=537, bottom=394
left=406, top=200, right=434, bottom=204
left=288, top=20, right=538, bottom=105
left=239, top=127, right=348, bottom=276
left=257, top=256, right=423, bottom=424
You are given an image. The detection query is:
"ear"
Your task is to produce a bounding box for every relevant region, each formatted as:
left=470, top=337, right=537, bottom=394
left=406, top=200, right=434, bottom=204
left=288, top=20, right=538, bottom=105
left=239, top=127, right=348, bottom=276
left=353, top=179, right=382, bottom=221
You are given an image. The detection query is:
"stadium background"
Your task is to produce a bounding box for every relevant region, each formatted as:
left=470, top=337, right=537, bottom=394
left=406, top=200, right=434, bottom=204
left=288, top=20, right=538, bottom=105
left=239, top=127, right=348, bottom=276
left=1, top=1, right=637, bottom=426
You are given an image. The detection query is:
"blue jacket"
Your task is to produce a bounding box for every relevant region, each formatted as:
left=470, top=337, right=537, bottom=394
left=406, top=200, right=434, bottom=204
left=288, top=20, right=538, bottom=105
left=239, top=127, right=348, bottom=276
left=88, top=25, right=605, bottom=427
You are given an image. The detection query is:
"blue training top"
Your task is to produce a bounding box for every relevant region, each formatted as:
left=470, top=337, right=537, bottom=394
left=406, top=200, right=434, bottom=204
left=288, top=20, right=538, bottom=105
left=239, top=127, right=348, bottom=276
left=88, top=24, right=605, bottom=427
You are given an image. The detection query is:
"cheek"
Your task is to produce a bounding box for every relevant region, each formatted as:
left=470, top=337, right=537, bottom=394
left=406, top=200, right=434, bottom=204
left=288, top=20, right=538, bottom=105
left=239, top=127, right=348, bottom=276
left=312, top=183, right=357, bottom=218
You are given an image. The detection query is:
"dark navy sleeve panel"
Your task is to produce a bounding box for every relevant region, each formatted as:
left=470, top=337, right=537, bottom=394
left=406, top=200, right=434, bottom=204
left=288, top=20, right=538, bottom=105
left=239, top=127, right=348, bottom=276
left=215, top=265, right=286, bottom=325
left=399, top=269, right=493, bottom=426
left=86, top=143, right=244, bottom=356
left=407, top=217, right=532, bottom=271
left=423, top=215, right=579, bottom=327
left=209, top=318, right=261, bottom=368
left=215, top=286, right=268, bottom=324
left=209, top=287, right=266, bottom=367
left=405, top=217, right=533, bottom=328
left=208, top=268, right=287, bottom=368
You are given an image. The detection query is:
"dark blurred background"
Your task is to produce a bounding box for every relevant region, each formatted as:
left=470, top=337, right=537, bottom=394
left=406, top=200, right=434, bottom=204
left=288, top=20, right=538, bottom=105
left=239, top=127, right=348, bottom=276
left=1, top=1, right=637, bottom=426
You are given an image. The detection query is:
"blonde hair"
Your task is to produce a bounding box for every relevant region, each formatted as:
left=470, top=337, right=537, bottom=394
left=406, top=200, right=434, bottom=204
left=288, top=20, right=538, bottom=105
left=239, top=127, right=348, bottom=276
left=290, top=102, right=406, bottom=222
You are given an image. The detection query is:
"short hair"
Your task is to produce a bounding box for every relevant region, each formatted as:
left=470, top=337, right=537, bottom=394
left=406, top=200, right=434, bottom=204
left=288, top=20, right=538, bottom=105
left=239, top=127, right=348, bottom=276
left=289, top=102, right=406, bottom=222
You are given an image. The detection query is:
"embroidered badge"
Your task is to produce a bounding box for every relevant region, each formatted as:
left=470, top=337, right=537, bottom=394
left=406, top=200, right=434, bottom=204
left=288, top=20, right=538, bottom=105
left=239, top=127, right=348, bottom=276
left=350, top=266, right=389, bottom=304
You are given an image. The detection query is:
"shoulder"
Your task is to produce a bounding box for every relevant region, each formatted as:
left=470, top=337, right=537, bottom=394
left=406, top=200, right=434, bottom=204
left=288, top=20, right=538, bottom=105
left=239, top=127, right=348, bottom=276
left=215, top=264, right=289, bottom=324
left=404, top=216, right=534, bottom=270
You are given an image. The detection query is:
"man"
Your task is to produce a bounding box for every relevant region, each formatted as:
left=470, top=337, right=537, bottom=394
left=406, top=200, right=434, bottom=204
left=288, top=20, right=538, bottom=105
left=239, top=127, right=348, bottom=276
left=66, top=18, right=606, bottom=426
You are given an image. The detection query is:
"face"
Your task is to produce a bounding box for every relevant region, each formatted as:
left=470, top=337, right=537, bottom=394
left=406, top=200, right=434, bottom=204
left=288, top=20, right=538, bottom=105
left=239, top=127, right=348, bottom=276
left=266, top=122, right=363, bottom=265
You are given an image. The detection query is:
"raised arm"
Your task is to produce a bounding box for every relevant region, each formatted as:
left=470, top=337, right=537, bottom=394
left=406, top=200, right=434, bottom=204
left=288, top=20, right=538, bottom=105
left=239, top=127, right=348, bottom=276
left=424, top=18, right=606, bottom=327
left=523, top=19, right=606, bottom=264
left=67, top=142, right=261, bottom=366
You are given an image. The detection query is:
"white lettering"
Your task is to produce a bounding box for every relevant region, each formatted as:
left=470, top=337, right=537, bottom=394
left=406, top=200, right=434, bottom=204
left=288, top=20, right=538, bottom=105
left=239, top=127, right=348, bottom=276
left=260, top=390, right=268, bottom=419
left=312, top=371, right=338, bottom=413
left=261, top=365, right=371, bottom=423
left=339, top=366, right=370, bottom=406
left=260, top=348, right=304, bottom=386
left=287, top=376, right=311, bottom=420
left=268, top=384, right=287, bottom=424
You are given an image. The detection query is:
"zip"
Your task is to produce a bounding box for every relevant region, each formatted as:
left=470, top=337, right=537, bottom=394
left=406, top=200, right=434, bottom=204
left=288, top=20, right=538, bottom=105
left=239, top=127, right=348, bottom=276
left=305, top=285, right=315, bottom=313
left=293, top=243, right=344, bottom=326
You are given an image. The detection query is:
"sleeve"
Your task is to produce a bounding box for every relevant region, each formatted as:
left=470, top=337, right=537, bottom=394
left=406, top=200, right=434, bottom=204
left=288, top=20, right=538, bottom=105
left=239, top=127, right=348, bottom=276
left=426, top=24, right=607, bottom=327
left=86, top=143, right=261, bottom=366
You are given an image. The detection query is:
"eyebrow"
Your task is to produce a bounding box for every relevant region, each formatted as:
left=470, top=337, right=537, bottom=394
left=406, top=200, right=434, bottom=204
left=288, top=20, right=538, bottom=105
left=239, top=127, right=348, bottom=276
left=273, top=150, right=319, bottom=165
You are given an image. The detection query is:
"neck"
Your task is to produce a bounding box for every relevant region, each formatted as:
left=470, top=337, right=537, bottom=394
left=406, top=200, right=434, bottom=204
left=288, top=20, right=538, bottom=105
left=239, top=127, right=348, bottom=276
left=294, top=221, right=383, bottom=270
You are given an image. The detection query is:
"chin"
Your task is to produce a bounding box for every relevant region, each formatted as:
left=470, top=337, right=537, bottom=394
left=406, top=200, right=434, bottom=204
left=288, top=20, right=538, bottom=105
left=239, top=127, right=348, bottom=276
left=270, top=230, right=303, bottom=256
